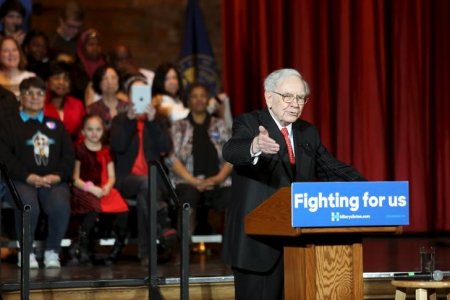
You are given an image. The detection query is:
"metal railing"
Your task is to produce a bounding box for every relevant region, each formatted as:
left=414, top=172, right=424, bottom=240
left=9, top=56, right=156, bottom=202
left=0, top=163, right=32, bottom=300
left=0, top=160, right=190, bottom=300
left=148, top=160, right=190, bottom=300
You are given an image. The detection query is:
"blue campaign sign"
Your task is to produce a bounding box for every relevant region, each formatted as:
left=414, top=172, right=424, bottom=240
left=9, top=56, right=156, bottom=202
left=291, top=181, right=409, bottom=228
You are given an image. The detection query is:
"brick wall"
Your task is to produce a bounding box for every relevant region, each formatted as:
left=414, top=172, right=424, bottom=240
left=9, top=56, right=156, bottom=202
left=30, top=0, right=222, bottom=73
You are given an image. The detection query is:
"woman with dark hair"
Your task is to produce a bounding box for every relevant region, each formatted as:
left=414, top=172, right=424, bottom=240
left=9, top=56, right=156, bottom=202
left=0, top=36, right=34, bottom=97
left=0, top=76, right=75, bottom=268
left=152, top=62, right=233, bottom=129
left=152, top=62, right=189, bottom=123
left=44, top=61, right=85, bottom=142
left=76, top=28, right=105, bottom=79
left=23, top=30, right=51, bottom=80
left=87, top=64, right=129, bottom=143
left=0, top=0, right=26, bottom=44
left=72, top=28, right=106, bottom=105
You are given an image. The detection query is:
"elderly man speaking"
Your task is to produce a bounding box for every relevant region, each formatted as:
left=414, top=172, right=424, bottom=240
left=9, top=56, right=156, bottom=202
left=222, top=68, right=366, bottom=300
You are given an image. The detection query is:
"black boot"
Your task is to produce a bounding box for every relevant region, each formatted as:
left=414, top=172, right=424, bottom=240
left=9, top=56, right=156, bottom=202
left=105, top=213, right=128, bottom=266
left=105, top=235, right=125, bottom=266
left=157, top=207, right=177, bottom=263
left=77, top=229, right=92, bottom=265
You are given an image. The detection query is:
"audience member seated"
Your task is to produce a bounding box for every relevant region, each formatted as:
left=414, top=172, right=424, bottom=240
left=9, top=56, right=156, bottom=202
left=48, top=1, right=84, bottom=62
left=0, top=76, right=75, bottom=269
left=23, top=31, right=51, bottom=80
left=71, top=114, right=129, bottom=266
left=166, top=82, right=232, bottom=235
left=44, top=61, right=85, bottom=142
left=108, top=43, right=154, bottom=86
left=0, top=36, right=34, bottom=97
left=0, top=0, right=26, bottom=45
left=0, top=84, right=18, bottom=200
left=152, top=62, right=189, bottom=123
left=0, top=4, right=24, bottom=200
left=87, top=65, right=129, bottom=143
left=0, top=81, right=18, bottom=122
left=110, top=76, right=176, bottom=266
left=73, top=28, right=106, bottom=105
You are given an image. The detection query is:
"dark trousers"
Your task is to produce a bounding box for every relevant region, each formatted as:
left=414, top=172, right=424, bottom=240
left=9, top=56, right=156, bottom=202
left=232, top=256, right=284, bottom=300
left=175, top=184, right=230, bottom=234
left=79, top=211, right=128, bottom=236
left=175, top=184, right=230, bottom=209
left=8, top=181, right=71, bottom=252
left=118, top=174, right=169, bottom=257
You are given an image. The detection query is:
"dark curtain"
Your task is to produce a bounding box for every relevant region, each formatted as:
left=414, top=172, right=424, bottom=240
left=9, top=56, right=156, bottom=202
left=221, top=0, right=450, bottom=232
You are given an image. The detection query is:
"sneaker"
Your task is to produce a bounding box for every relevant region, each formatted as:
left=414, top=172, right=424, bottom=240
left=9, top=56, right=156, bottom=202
left=17, top=252, right=39, bottom=269
left=44, top=250, right=61, bottom=268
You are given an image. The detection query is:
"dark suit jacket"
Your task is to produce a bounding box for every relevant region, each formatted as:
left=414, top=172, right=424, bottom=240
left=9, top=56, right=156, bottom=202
left=0, top=85, right=19, bottom=124
left=0, top=86, right=19, bottom=167
left=222, top=109, right=365, bottom=272
left=110, top=113, right=172, bottom=189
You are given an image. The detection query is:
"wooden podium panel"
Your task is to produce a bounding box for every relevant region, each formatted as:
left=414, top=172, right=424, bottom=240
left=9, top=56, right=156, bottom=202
left=284, top=240, right=363, bottom=299
left=245, top=187, right=401, bottom=300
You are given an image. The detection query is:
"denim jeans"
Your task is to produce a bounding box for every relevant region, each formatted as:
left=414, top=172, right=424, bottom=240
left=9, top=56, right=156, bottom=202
left=5, top=181, right=71, bottom=252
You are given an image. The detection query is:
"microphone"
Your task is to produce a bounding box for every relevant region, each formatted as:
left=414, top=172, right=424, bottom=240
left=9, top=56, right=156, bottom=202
left=393, top=270, right=444, bottom=281
left=300, top=143, right=333, bottom=181
left=300, top=143, right=366, bottom=181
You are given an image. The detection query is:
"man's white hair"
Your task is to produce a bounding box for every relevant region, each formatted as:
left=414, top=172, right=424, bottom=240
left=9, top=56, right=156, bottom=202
left=264, top=68, right=310, bottom=95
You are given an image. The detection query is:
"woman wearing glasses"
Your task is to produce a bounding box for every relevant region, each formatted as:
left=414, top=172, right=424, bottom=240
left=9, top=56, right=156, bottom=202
left=0, top=76, right=74, bottom=269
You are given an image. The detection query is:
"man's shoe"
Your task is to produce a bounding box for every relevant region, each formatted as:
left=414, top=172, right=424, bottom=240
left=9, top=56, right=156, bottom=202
left=44, top=250, right=61, bottom=268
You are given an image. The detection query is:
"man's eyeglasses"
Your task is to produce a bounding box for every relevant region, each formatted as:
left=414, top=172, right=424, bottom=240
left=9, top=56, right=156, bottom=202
left=22, top=90, right=45, bottom=97
left=271, top=91, right=309, bottom=105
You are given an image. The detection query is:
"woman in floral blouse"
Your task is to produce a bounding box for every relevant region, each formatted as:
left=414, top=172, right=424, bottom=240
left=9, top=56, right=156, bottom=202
left=166, top=82, right=232, bottom=235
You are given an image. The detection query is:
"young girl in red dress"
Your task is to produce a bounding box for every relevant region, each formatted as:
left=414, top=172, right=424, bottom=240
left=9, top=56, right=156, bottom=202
left=71, top=114, right=128, bottom=265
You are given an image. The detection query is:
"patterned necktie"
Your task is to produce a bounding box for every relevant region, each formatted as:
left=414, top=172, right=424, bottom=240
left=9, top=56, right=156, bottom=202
left=281, top=127, right=295, bottom=165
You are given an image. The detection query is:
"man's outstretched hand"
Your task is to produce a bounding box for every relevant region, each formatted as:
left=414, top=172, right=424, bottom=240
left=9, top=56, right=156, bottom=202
left=251, top=125, right=280, bottom=154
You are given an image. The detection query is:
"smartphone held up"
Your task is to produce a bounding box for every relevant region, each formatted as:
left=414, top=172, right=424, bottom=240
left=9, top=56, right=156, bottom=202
left=131, top=85, right=152, bottom=114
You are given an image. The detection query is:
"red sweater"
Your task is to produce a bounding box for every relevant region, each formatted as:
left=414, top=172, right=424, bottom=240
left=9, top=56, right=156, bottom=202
left=44, top=95, right=85, bottom=140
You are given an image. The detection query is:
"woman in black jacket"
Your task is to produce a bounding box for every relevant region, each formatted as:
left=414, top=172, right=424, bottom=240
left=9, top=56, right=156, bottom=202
left=0, top=77, right=74, bottom=269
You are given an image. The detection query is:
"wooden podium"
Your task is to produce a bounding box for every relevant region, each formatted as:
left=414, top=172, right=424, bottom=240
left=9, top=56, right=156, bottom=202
left=245, top=187, right=401, bottom=300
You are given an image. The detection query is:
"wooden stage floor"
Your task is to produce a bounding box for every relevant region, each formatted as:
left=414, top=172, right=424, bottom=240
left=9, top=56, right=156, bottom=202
left=1, top=234, right=450, bottom=299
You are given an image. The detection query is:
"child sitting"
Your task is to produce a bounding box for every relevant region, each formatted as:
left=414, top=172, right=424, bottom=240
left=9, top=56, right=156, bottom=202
left=71, top=114, right=128, bottom=265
